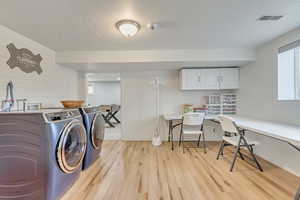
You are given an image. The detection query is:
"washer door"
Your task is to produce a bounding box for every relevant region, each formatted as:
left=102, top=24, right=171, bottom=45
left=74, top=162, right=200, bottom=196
left=90, top=113, right=105, bottom=149
left=57, top=120, right=87, bottom=173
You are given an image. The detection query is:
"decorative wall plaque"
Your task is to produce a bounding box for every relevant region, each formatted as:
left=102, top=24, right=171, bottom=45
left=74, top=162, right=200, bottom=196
left=6, top=43, right=43, bottom=74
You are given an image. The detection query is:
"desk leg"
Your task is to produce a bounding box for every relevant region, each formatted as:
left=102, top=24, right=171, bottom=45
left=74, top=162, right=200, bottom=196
left=295, top=188, right=300, bottom=200
left=168, top=120, right=172, bottom=142
left=171, top=126, right=174, bottom=151
left=168, top=120, right=175, bottom=151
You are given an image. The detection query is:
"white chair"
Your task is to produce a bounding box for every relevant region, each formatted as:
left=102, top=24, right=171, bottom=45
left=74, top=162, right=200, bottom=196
left=179, top=113, right=206, bottom=153
left=216, top=115, right=263, bottom=172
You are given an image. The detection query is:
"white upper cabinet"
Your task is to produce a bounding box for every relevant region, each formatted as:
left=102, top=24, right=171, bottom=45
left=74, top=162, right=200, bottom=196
left=179, top=68, right=239, bottom=90
left=202, top=69, right=219, bottom=89
left=218, top=68, right=239, bottom=89
left=180, top=69, right=204, bottom=90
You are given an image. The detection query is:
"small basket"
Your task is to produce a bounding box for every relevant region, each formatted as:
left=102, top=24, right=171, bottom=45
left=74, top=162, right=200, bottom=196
left=61, top=100, right=84, bottom=108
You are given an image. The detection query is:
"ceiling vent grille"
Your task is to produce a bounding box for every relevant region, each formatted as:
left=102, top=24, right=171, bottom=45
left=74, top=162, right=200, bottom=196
left=258, top=16, right=283, bottom=21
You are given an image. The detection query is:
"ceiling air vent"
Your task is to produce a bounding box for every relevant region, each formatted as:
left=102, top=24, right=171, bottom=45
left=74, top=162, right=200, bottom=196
left=258, top=16, right=283, bottom=21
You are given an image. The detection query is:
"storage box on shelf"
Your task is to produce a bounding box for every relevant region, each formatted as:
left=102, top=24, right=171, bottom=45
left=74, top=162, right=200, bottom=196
left=182, top=104, right=209, bottom=115
left=205, top=93, right=237, bottom=115
left=193, top=107, right=208, bottom=115
left=221, top=93, right=237, bottom=115
left=204, top=95, right=221, bottom=115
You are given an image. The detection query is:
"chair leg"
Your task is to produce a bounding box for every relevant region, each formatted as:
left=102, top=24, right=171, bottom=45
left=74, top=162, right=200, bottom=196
left=179, top=125, right=183, bottom=147
left=249, top=145, right=254, bottom=153
left=202, top=132, right=207, bottom=154
left=221, top=145, right=224, bottom=156
left=241, top=136, right=263, bottom=172
left=171, top=127, right=174, bottom=151
left=197, top=134, right=201, bottom=147
left=217, top=140, right=225, bottom=160
left=238, top=150, right=245, bottom=160
left=230, top=136, right=242, bottom=172
left=182, top=133, right=185, bottom=153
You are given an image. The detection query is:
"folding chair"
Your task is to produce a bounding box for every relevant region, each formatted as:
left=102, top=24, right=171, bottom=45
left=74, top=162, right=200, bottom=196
left=179, top=112, right=206, bottom=153
left=216, top=115, right=263, bottom=172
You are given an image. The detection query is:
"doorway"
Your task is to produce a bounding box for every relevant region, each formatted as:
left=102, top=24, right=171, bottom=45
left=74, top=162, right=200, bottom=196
left=86, top=73, right=122, bottom=140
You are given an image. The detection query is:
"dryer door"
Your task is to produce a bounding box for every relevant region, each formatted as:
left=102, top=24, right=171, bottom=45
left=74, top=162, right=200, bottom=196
left=57, top=120, right=87, bottom=173
left=90, top=113, right=105, bottom=149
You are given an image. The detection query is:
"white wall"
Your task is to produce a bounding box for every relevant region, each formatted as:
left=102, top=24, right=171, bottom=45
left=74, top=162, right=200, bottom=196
left=238, top=27, right=300, bottom=176
left=87, top=73, right=120, bottom=82
left=78, top=72, right=88, bottom=103
left=87, top=81, right=121, bottom=106
left=0, top=25, right=80, bottom=107
left=121, top=71, right=227, bottom=141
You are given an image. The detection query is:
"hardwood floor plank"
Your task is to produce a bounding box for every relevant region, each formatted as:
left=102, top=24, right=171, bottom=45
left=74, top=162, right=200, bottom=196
left=61, top=141, right=300, bottom=200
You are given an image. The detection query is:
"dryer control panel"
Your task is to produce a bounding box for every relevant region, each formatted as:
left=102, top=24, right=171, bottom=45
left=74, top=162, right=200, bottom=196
left=45, top=110, right=81, bottom=122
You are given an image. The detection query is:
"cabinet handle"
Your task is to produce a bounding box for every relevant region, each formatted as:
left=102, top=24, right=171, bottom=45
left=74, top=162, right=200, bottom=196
left=218, top=76, right=223, bottom=82
left=218, top=76, right=221, bottom=89
left=198, top=76, right=201, bottom=82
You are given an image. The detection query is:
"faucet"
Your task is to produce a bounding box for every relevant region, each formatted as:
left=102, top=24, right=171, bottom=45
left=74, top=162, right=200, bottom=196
left=1, top=81, right=15, bottom=112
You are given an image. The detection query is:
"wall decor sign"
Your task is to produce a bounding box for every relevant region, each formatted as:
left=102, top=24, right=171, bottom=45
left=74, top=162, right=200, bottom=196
left=6, top=43, right=43, bottom=74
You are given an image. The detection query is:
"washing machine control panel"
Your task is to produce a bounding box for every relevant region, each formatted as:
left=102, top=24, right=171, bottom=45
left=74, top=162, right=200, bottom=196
left=45, top=110, right=81, bottom=122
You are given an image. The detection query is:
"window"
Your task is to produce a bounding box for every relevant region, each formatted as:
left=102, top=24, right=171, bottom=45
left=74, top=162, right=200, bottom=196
left=88, top=83, right=95, bottom=95
left=278, top=40, right=300, bottom=100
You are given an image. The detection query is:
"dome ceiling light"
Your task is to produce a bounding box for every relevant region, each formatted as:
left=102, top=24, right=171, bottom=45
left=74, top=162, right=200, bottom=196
left=116, top=19, right=141, bottom=37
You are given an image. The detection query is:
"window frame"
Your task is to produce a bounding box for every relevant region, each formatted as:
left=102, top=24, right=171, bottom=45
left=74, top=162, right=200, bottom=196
left=277, top=43, right=300, bottom=101
left=295, top=47, right=300, bottom=99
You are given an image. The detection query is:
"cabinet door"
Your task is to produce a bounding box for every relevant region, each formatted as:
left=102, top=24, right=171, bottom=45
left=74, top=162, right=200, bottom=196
left=180, top=69, right=203, bottom=90
left=219, top=68, right=239, bottom=89
left=188, top=69, right=203, bottom=89
left=180, top=69, right=189, bottom=90
left=202, top=69, right=219, bottom=89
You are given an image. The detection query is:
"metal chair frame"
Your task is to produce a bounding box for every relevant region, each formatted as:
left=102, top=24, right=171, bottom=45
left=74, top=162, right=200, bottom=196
left=216, top=118, right=263, bottom=172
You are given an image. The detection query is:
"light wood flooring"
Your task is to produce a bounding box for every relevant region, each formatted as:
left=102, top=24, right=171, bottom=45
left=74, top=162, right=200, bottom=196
left=61, top=141, right=300, bottom=200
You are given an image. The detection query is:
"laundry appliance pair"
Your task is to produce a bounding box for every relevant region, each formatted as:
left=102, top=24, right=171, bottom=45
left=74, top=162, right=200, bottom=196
left=0, top=106, right=105, bottom=200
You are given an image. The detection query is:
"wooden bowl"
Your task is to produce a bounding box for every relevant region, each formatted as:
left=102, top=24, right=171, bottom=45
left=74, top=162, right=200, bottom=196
left=61, top=100, right=84, bottom=108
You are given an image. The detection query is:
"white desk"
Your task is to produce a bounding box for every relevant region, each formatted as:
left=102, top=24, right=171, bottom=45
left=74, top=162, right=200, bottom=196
left=164, top=114, right=300, bottom=148
left=164, top=113, right=300, bottom=200
left=229, top=116, right=300, bottom=148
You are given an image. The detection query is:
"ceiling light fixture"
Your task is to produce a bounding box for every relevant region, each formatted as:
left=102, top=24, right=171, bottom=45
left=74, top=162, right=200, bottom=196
left=116, top=19, right=141, bottom=37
